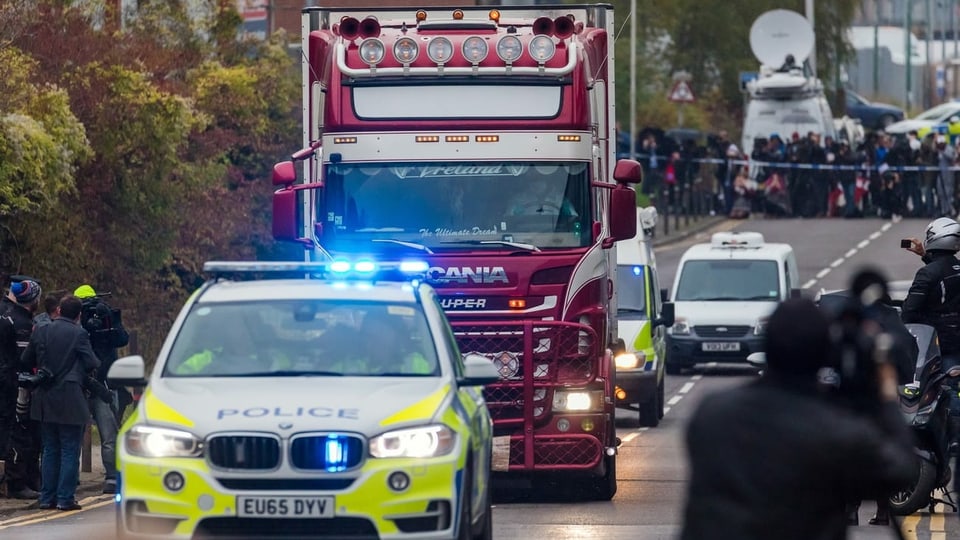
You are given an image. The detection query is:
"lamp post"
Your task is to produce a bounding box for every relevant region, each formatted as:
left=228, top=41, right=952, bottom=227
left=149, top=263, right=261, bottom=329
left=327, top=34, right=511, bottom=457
left=907, top=0, right=913, bottom=110
left=806, top=0, right=816, bottom=75
left=630, top=0, right=636, bottom=159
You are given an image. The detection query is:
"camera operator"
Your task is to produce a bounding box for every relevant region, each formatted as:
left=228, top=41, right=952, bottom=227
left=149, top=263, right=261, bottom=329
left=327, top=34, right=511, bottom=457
left=0, top=277, right=42, bottom=499
left=680, top=298, right=916, bottom=540
left=73, top=284, right=128, bottom=495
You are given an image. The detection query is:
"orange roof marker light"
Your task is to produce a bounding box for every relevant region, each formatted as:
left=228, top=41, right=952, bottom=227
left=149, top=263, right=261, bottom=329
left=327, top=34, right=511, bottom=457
left=453, top=9, right=464, bottom=20
left=488, top=10, right=500, bottom=23
left=416, top=10, right=427, bottom=22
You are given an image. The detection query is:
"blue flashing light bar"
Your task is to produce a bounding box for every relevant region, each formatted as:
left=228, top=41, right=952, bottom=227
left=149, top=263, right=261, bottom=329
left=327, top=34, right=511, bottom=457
left=203, top=260, right=429, bottom=281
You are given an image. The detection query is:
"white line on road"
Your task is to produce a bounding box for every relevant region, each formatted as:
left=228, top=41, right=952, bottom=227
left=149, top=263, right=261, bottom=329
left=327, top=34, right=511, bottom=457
left=663, top=406, right=671, bottom=415
left=844, top=248, right=857, bottom=258
left=857, top=239, right=869, bottom=249
left=691, top=374, right=703, bottom=381
left=816, top=268, right=831, bottom=279
left=679, top=382, right=695, bottom=394
left=622, top=432, right=639, bottom=443
left=667, top=395, right=683, bottom=406
left=869, top=231, right=882, bottom=240
left=802, top=279, right=817, bottom=289
left=830, top=258, right=845, bottom=268
left=881, top=222, right=892, bottom=232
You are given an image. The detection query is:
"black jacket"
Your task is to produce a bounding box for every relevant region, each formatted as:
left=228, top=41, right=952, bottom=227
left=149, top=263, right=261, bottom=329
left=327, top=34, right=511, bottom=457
left=680, top=376, right=915, bottom=540
left=22, top=318, right=100, bottom=425
left=0, top=297, right=36, bottom=384
left=902, top=251, right=960, bottom=354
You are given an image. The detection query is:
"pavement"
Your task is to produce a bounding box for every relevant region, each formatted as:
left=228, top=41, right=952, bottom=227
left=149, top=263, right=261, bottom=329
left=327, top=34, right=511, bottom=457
left=0, top=429, right=110, bottom=518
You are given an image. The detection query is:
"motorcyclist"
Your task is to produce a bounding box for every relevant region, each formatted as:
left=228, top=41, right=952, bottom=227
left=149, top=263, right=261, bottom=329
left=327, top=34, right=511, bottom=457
left=902, top=218, right=960, bottom=481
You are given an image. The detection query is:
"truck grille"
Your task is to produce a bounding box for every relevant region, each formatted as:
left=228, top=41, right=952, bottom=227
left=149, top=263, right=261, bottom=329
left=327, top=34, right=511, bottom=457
left=207, top=435, right=280, bottom=470
left=290, top=434, right=365, bottom=471
left=694, top=325, right=750, bottom=338
left=506, top=434, right=603, bottom=469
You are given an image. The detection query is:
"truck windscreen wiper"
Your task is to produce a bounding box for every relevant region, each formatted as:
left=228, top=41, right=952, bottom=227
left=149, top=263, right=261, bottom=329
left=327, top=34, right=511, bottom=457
left=440, top=240, right=541, bottom=252
left=371, top=238, right=435, bottom=254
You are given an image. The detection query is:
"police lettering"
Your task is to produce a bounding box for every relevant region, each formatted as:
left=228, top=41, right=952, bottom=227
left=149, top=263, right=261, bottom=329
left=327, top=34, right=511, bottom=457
left=217, top=408, right=359, bottom=420
left=428, top=266, right=509, bottom=284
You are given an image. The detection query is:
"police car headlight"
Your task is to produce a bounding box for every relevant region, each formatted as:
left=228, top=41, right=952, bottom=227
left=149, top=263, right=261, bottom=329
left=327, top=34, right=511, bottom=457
left=369, top=425, right=456, bottom=458
left=670, top=318, right=690, bottom=335
left=614, top=353, right=642, bottom=370
left=125, top=425, right=203, bottom=458
left=553, top=390, right=604, bottom=412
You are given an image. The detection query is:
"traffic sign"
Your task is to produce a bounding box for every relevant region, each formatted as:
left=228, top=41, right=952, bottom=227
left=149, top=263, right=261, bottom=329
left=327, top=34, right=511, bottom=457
left=668, top=80, right=696, bottom=103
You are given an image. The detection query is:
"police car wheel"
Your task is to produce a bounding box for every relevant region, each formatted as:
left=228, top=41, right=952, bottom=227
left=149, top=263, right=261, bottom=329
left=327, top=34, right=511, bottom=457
left=473, top=477, right=493, bottom=540
left=457, top=470, right=474, bottom=540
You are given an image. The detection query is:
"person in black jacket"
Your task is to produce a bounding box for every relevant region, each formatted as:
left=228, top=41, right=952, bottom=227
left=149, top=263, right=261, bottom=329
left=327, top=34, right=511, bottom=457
left=0, top=277, right=42, bottom=499
left=21, top=295, right=99, bottom=511
left=680, top=298, right=915, bottom=540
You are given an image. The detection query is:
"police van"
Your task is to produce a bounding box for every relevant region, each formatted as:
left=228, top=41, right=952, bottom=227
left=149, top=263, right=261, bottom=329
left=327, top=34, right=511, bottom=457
left=666, top=232, right=799, bottom=374
left=107, top=260, right=499, bottom=540
left=612, top=208, right=675, bottom=427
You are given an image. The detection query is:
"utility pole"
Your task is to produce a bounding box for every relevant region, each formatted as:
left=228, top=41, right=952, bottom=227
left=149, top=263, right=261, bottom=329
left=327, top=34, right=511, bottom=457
left=805, top=0, right=816, bottom=75
left=908, top=1, right=914, bottom=110
left=629, top=0, right=636, bottom=159
left=874, top=23, right=880, bottom=95
left=927, top=0, right=933, bottom=107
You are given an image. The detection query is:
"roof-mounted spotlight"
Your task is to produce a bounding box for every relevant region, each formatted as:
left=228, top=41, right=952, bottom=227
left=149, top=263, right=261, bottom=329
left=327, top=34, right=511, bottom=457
left=359, top=38, right=385, bottom=66
left=427, top=37, right=454, bottom=65
left=393, top=36, right=419, bottom=65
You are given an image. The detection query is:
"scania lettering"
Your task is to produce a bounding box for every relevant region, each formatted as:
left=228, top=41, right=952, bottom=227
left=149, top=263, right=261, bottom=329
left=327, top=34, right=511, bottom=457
left=271, top=5, right=643, bottom=500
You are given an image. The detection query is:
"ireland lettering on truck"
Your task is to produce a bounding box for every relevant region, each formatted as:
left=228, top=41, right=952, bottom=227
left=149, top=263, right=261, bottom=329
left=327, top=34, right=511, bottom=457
left=109, top=260, right=501, bottom=540
left=268, top=6, right=645, bottom=500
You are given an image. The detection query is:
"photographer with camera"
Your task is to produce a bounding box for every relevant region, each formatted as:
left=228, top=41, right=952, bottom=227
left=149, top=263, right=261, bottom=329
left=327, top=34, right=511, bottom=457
left=0, top=277, right=42, bottom=500
left=73, top=284, right=128, bottom=495
left=21, top=295, right=99, bottom=511
left=680, top=297, right=916, bottom=540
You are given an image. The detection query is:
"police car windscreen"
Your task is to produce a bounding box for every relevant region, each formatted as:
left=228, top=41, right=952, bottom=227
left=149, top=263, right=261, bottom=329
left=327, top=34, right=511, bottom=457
left=675, top=260, right=780, bottom=302
left=616, top=265, right=646, bottom=315
left=163, top=301, right=440, bottom=377
left=319, top=161, right=592, bottom=251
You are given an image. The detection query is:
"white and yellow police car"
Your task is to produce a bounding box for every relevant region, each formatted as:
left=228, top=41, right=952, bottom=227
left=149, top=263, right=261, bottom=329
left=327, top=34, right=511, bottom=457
left=108, top=260, right=499, bottom=540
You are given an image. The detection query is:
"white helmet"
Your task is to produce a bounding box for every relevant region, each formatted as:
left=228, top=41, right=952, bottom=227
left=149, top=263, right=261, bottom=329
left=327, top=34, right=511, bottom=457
left=923, top=217, right=960, bottom=252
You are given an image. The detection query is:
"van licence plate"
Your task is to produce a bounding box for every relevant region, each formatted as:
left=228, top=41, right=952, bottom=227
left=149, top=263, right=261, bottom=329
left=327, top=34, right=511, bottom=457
left=702, top=342, right=740, bottom=352
left=237, top=496, right=334, bottom=518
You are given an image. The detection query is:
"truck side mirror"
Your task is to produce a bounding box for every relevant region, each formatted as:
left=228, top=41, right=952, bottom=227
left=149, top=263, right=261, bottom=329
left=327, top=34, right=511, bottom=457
left=656, top=302, right=675, bottom=328
left=605, top=185, right=637, bottom=247
left=612, top=159, right=643, bottom=184
left=272, top=161, right=297, bottom=187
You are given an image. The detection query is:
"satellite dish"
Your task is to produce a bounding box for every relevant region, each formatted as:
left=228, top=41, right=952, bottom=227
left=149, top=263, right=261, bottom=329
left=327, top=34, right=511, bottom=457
left=749, top=9, right=814, bottom=68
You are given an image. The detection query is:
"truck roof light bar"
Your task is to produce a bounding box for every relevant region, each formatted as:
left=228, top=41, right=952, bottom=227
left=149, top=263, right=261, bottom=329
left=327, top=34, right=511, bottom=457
left=336, top=40, right=577, bottom=78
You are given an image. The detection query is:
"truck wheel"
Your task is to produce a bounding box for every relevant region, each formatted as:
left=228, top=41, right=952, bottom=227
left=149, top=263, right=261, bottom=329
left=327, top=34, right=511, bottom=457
left=590, top=453, right=618, bottom=501
left=638, top=388, right=660, bottom=427
left=889, top=458, right=936, bottom=516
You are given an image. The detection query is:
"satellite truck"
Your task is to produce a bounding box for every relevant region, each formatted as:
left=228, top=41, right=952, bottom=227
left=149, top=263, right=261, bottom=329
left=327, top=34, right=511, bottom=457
left=741, top=9, right=838, bottom=157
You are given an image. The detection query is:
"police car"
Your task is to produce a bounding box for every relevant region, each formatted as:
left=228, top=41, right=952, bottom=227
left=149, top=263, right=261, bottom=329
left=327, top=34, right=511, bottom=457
left=108, top=260, right=499, bottom=540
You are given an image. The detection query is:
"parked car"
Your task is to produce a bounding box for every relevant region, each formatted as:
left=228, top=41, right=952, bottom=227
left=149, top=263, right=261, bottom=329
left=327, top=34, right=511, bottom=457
left=844, top=90, right=904, bottom=130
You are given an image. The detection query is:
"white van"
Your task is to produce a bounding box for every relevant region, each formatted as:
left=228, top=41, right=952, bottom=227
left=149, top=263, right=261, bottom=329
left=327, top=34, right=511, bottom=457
left=665, top=231, right=799, bottom=374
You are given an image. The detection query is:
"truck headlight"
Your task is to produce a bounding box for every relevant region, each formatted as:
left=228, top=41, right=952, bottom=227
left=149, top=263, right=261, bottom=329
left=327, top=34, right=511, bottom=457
left=370, top=425, right=456, bottom=458
left=125, top=426, right=203, bottom=458
left=553, top=390, right=604, bottom=412
left=753, top=317, right=768, bottom=336
left=615, top=352, right=643, bottom=370
left=671, top=318, right=690, bottom=335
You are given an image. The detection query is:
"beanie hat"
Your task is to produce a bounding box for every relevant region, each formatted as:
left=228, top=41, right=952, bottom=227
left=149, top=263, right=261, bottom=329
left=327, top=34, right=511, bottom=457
left=74, top=284, right=97, bottom=299
left=11, top=280, right=41, bottom=304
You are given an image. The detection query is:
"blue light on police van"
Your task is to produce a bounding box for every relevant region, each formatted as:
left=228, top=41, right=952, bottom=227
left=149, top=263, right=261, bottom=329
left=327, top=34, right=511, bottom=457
left=329, top=260, right=352, bottom=274
left=632, top=266, right=642, bottom=276
left=353, top=260, right=377, bottom=274
left=400, top=260, right=429, bottom=274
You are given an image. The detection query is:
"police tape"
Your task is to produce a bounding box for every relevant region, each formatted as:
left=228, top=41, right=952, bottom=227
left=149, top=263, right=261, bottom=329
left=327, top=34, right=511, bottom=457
left=622, top=154, right=960, bottom=173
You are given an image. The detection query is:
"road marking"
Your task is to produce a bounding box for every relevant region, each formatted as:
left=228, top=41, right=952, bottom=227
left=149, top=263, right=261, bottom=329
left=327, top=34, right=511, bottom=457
left=930, top=505, right=945, bottom=539
left=801, top=279, right=817, bottom=289
left=691, top=374, right=703, bottom=381
left=663, top=406, right=671, bottom=415
left=869, top=231, right=882, bottom=240
left=881, top=222, right=892, bottom=232
left=902, top=514, right=920, bottom=540
left=816, top=268, right=831, bottom=279
left=679, top=382, right=695, bottom=394
left=622, top=432, right=639, bottom=443
left=830, top=258, right=845, bottom=268
left=857, top=239, right=869, bottom=249
left=667, top=395, right=683, bottom=406
left=844, top=248, right=857, bottom=258
left=0, top=496, right=113, bottom=530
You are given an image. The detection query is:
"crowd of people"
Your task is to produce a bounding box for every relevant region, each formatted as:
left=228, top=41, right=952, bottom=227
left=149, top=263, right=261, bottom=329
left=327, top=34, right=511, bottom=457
left=619, top=126, right=960, bottom=222
left=0, top=277, right=128, bottom=511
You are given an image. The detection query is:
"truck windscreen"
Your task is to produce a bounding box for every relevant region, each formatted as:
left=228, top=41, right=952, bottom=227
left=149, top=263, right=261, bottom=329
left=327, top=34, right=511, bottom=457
left=320, top=161, right=591, bottom=252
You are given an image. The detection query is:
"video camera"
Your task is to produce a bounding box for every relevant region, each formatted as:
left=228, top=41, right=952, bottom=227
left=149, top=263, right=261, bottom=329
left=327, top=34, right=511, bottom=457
left=80, top=293, right=123, bottom=346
